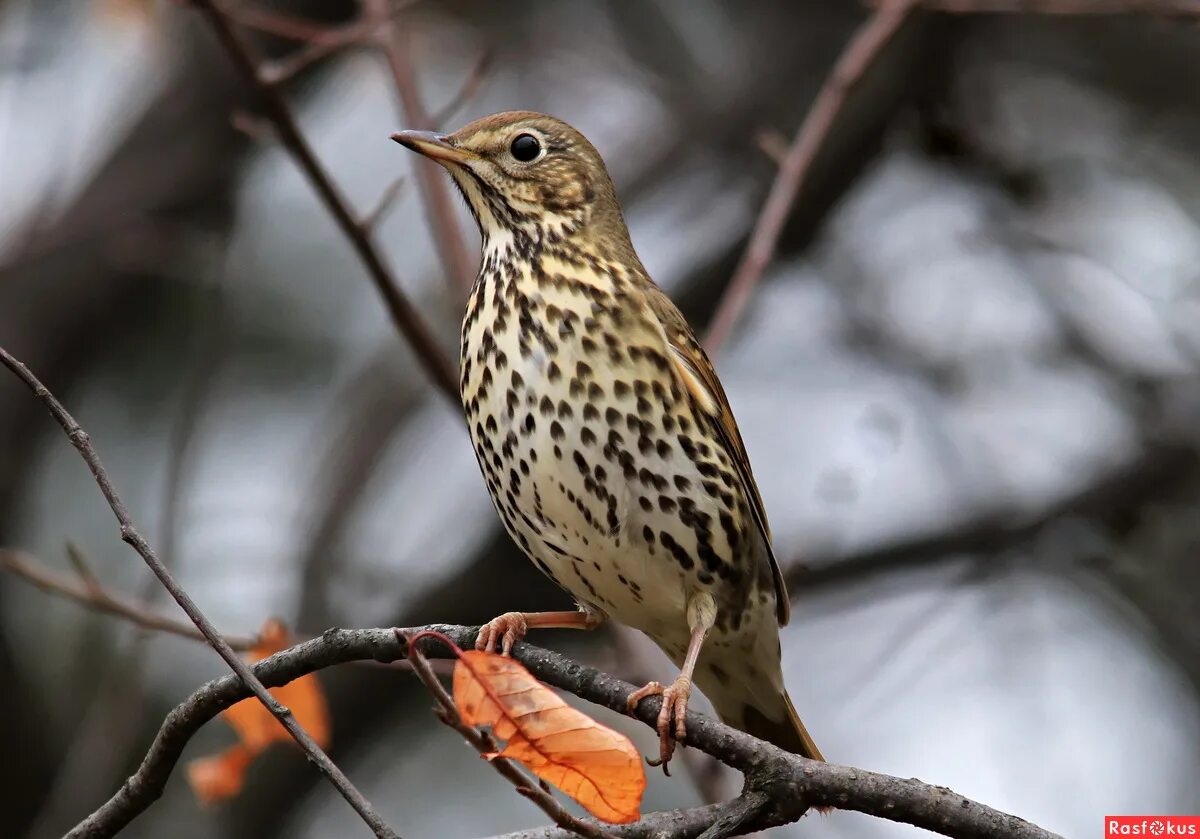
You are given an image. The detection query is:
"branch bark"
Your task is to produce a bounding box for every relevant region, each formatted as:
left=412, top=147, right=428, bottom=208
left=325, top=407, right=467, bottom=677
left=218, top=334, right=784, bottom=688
left=0, top=346, right=399, bottom=839
left=704, top=0, right=920, bottom=352
left=192, top=0, right=458, bottom=401
left=68, top=624, right=1064, bottom=839
left=0, top=549, right=257, bottom=650
left=368, top=0, right=479, bottom=300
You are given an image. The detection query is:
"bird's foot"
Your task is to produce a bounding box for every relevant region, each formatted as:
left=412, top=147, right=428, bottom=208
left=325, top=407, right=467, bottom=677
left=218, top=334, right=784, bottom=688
left=626, top=675, right=692, bottom=773
left=475, top=611, right=528, bottom=655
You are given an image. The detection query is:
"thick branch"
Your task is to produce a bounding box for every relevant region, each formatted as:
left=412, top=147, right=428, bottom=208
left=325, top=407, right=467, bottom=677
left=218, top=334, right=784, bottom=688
left=70, top=625, right=1063, bottom=839
left=0, top=347, right=399, bottom=839
left=192, top=0, right=458, bottom=400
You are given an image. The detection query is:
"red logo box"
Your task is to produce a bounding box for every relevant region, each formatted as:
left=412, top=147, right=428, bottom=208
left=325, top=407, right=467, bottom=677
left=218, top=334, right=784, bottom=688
left=1107, top=817, right=1200, bottom=836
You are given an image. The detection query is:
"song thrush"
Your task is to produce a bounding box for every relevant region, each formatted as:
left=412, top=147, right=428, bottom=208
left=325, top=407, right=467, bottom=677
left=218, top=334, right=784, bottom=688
left=393, top=112, right=823, bottom=768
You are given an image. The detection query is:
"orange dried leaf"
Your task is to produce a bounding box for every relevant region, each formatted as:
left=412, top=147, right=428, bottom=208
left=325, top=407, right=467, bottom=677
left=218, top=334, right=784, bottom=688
left=453, top=650, right=645, bottom=824
left=186, top=746, right=254, bottom=805
left=186, top=619, right=330, bottom=805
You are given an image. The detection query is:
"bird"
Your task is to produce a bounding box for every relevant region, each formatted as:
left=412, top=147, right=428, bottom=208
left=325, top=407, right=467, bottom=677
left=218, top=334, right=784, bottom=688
left=393, top=111, right=822, bottom=769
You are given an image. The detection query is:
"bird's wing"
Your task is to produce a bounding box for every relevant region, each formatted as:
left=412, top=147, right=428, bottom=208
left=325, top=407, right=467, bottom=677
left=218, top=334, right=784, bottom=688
left=639, top=284, right=791, bottom=626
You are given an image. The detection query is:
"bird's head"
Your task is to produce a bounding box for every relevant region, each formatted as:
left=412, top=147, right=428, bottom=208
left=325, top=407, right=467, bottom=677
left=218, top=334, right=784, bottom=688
left=392, top=111, right=629, bottom=253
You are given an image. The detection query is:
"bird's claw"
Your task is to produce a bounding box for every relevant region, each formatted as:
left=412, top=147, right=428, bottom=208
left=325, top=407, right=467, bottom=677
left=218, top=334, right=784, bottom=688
left=626, top=675, right=692, bottom=773
left=476, top=612, right=528, bottom=655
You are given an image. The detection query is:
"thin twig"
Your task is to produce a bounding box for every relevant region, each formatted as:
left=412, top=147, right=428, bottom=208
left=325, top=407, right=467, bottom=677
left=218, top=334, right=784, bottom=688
left=67, top=625, right=1065, bottom=839
left=704, top=0, right=920, bottom=352
left=430, top=50, right=495, bottom=127
left=368, top=0, right=478, bottom=299
left=402, top=630, right=615, bottom=839
left=193, top=0, right=458, bottom=401
left=0, top=347, right=400, bottom=839
left=225, top=5, right=354, bottom=42
left=0, top=549, right=258, bottom=650
left=363, top=176, right=407, bottom=230
left=65, top=541, right=102, bottom=594
left=259, top=19, right=374, bottom=86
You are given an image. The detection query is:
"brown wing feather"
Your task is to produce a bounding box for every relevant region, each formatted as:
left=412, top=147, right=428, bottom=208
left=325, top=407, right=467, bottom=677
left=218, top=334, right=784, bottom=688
left=639, top=285, right=791, bottom=626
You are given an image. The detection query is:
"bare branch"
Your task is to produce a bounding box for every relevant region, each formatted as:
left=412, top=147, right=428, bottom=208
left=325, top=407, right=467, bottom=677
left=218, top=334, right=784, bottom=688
left=430, top=49, right=495, bottom=127
left=403, top=630, right=615, bottom=839
left=368, top=0, right=479, bottom=299
left=65, top=541, right=103, bottom=594
left=0, top=346, right=400, bottom=839
left=705, top=0, right=919, bottom=352
left=788, top=442, right=1199, bottom=595
left=68, top=625, right=1063, bottom=839
left=258, top=19, right=373, bottom=86
left=224, top=5, right=346, bottom=42
left=0, top=549, right=258, bottom=650
left=753, top=129, right=789, bottom=167
left=363, top=176, right=407, bottom=230
left=192, top=0, right=458, bottom=400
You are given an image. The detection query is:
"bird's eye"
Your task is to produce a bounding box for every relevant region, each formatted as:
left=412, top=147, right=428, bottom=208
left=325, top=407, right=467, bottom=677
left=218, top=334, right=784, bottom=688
left=510, top=133, right=542, bottom=162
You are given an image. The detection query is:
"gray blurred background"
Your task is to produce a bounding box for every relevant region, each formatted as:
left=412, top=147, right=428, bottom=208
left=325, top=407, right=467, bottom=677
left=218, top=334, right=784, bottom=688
left=2, top=1, right=1199, bottom=837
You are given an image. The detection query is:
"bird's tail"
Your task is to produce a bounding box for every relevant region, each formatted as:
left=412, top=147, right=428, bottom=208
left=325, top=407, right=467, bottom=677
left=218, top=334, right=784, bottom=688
left=736, top=689, right=824, bottom=761
left=694, top=658, right=823, bottom=761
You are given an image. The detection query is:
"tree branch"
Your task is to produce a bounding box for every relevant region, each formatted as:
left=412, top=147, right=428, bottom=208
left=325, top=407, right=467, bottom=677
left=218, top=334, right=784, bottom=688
left=787, top=442, right=1199, bottom=594
left=368, top=0, right=479, bottom=300
left=0, top=549, right=258, bottom=650
left=191, top=0, right=458, bottom=401
left=0, top=346, right=400, bottom=839
left=704, top=0, right=1200, bottom=352
left=68, top=625, right=1063, bottom=839
left=704, top=0, right=920, bottom=352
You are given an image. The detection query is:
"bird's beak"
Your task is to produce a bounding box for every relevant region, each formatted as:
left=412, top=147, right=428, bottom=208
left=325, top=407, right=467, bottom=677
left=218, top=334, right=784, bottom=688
left=390, top=130, right=478, bottom=165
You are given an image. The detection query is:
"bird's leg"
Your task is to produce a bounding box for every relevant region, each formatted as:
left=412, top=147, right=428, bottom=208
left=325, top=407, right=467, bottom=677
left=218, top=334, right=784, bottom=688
left=626, top=593, right=717, bottom=771
left=475, top=607, right=604, bottom=655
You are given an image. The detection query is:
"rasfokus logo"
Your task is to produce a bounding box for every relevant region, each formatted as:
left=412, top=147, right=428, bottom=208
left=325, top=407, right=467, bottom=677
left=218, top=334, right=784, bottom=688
left=1107, top=817, right=1200, bottom=836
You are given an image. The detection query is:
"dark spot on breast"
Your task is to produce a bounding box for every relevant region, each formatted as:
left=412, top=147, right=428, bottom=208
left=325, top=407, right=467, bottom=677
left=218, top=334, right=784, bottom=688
left=659, top=532, right=693, bottom=570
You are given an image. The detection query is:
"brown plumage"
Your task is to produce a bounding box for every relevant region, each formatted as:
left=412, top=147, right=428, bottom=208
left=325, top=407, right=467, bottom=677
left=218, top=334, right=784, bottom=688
left=393, top=111, right=823, bottom=767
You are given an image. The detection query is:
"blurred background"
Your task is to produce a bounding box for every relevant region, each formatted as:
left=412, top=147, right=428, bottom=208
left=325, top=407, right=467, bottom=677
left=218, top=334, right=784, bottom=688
left=2, top=1, right=1199, bottom=837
